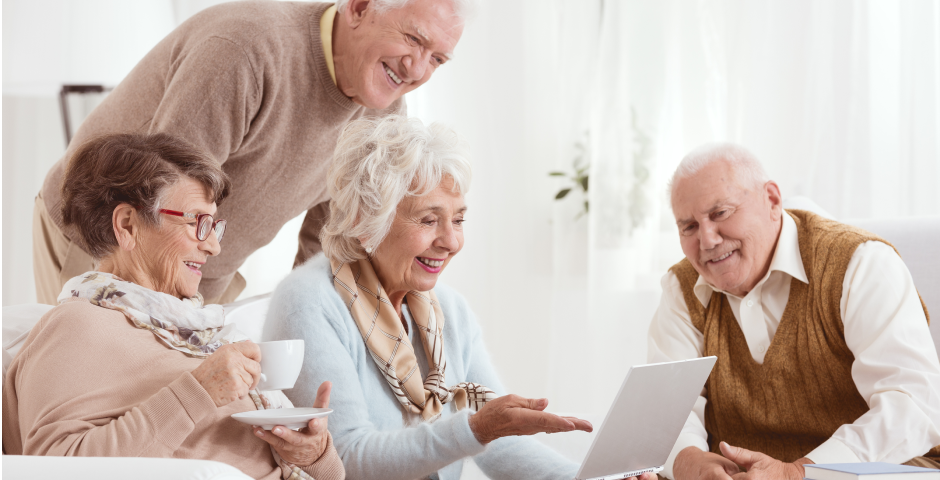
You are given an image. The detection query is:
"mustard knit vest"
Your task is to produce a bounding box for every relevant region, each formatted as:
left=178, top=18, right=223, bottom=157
left=670, top=209, right=936, bottom=462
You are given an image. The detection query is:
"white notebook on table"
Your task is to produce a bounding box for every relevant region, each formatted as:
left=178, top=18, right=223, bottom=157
left=804, top=463, right=940, bottom=480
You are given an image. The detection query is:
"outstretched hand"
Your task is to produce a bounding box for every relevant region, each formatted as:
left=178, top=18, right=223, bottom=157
left=719, top=442, right=812, bottom=480
left=467, top=394, right=593, bottom=445
left=253, top=381, right=333, bottom=467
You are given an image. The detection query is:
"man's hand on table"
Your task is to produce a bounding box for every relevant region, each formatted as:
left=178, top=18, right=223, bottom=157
left=719, top=442, right=812, bottom=480
left=253, top=381, right=333, bottom=467
left=674, top=446, right=742, bottom=480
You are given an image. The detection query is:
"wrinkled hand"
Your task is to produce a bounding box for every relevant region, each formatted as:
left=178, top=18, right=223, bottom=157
left=254, top=381, right=333, bottom=467
left=673, top=446, right=742, bottom=480
left=191, top=341, right=262, bottom=407
left=467, top=394, right=593, bottom=445
left=719, top=442, right=811, bottom=480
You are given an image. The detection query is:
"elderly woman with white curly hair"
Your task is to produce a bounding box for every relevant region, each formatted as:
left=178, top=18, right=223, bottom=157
left=263, top=115, right=610, bottom=480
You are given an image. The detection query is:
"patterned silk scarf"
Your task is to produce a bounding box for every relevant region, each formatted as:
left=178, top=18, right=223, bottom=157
left=58, top=271, right=244, bottom=356
left=60, top=272, right=318, bottom=480
left=331, top=258, right=496, bottom=421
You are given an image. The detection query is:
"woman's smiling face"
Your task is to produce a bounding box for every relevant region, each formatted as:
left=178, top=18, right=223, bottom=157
left=367, top=177, right=465, bottom=296
left=135, top=177, right=221, bottom=298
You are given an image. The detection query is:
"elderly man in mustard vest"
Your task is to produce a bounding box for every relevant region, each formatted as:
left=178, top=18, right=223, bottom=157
left=648, top=143, right=940, bottom=480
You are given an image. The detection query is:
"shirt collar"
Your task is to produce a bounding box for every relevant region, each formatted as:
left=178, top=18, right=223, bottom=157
left=692, top=210, right=808, bottom=307
left=320, top=5, right=338, bottom=85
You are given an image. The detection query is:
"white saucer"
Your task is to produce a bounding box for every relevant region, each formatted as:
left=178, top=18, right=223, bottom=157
left=231, top=408, right=333, bottom=430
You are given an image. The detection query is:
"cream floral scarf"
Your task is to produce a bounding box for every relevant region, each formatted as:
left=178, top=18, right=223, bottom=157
left=59, top=272, right=242, bottom=356
left=60, top=272, right=318, bottom=480
left=331, top=258, right=497, bottom=421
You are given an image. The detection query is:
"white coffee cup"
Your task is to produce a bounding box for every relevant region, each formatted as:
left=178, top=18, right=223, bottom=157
left=257, top=340, right=304, bottom=391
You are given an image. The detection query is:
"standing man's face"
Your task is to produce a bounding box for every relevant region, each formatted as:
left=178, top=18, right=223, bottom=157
left=337, top=0, right=464, bottom=110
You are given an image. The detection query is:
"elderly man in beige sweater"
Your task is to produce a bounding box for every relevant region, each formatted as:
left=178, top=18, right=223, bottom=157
left=33, top=0, right=469, bottom=304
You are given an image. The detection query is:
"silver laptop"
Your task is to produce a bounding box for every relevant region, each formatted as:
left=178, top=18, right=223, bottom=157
left=575, top=356, right=718, bottom=480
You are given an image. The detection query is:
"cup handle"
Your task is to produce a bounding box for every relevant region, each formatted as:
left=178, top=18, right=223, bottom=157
left=259, top=373, right=267, bottom=385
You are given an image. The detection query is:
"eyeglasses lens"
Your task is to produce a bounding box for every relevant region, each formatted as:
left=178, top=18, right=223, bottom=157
left=197, top=216, right=212, bottom=241
left=214, top=221, right=226, bottom=242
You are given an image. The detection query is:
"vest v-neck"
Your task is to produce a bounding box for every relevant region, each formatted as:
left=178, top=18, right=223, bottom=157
left=714, top=275, right=809, bottom=369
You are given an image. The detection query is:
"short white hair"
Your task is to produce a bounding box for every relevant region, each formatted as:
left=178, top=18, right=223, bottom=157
left=668, top=142, right=769, bottom=200
left=335, top=0, right=476, bottom=21
left=321, top=115, right=473, bottom=263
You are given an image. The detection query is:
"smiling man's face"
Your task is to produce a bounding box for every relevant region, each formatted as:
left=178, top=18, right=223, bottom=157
left=671, top=160, right=783, bottom=297
left=337, top=0, right=464, bottom=109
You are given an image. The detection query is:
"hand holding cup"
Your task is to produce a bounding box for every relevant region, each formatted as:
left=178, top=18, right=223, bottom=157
left=191, top=341, right=262, bottom=407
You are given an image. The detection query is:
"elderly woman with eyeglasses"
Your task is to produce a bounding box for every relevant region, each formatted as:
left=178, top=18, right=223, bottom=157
left=2, top=133, right=344, bottom=480
left=264, top=116, right=660, bottom=480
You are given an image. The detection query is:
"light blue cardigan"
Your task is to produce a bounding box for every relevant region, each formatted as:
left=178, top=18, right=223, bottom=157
left=263, top=255, right=580, bottom=480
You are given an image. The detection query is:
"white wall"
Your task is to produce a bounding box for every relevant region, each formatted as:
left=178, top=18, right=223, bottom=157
left=2, top=96, right=67, bottom=304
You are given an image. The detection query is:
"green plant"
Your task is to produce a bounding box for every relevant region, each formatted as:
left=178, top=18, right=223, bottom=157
left=549, top=132, right=590, bottom=219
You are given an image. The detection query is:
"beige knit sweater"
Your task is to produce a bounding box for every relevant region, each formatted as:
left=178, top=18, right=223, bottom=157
left=41, top=1, right=405, bottom=299
left=2, top=298, right=345, bottom=479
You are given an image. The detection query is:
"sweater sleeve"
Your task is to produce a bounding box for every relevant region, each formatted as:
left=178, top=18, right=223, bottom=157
left=147, top=35, right=260, bottom=164
left=293, top=201, right=330, bottom=268
left=267, top=266, right=485, bottom=480
left=451, top=294, right=581, bottom=480
left=299, top=432, right=346, bottom=480
left=13, top=305, right=218, bottom=457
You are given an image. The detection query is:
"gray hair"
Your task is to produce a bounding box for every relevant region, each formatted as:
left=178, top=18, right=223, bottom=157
left=321, top=115, right=473, bottom=263
left=335, top=0, right=476, bottom=21
left=668, top=142, right=769, bottom=200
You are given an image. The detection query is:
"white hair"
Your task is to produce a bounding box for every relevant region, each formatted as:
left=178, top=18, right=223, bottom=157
left=668, top=142, right=770, bottom=200
left=334, top=0, right=476, bottom=21
left=321, top=115, right=473, bottom=263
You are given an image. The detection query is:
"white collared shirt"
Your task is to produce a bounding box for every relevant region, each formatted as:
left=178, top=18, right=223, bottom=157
left=648, top=213, right=940, bottom=478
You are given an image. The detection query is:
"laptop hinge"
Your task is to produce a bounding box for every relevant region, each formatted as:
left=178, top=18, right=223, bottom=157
left=580, top=465, right=664, bottom=480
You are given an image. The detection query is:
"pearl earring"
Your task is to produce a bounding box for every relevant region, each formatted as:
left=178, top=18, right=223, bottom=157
left=365, top=246, right=373, bottom=254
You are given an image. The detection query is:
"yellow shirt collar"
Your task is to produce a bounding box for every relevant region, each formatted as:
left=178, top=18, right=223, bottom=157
left=320, top=5, right=337, bottom=85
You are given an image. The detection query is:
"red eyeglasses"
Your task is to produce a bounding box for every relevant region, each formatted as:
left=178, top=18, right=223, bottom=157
left=159, top=209, right=226, bottom=242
